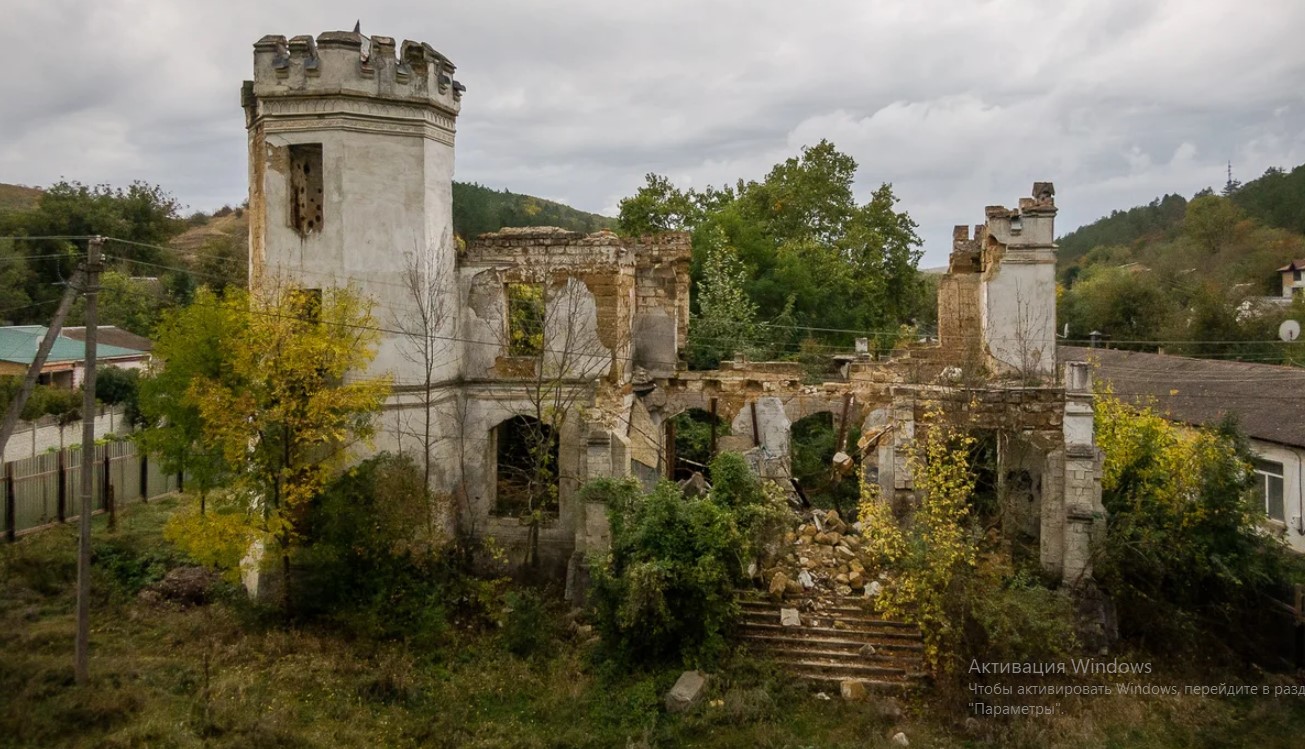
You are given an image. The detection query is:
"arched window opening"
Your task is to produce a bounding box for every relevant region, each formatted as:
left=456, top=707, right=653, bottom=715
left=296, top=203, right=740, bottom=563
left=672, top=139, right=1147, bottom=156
left=790, top=411, right=861, bottom=517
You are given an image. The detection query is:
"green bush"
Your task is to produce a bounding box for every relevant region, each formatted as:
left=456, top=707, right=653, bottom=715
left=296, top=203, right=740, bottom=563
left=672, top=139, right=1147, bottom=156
left=587, top=453, right=790, bottom=667
left=299, top=452, right=504, bottom=648
left=500, top=589, right=560, bottom=659
left=964, top=567, right=1079, bottom=666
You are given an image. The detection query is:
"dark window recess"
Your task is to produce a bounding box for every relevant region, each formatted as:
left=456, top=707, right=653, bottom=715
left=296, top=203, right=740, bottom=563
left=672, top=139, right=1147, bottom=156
left=494, top=415, right=558, bottom=518
left=289, top=143, right=324, bottom=237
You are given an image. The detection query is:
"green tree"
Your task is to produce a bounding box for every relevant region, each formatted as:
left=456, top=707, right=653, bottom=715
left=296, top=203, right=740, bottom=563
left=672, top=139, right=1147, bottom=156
left=190, top=284, right=390, bottom=610
left=687, top=228, right=762, bottom=368
left=135, top=288, right=242, bottom=513
left=1184, top=194, right=1245, bottom=255
left=0, top=181, right=185, bottom=322
left=1061, top=266, right=1176, bottom=346
left=617, top=174, right=701, bottom=235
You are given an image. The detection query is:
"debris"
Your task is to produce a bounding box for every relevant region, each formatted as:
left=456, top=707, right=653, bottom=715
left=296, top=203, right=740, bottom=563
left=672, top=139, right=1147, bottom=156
left=866, top=581, right=883, bottom=598
left=769, top=571, right=789, bottom=599
left=679, top=472, right=710, bottom=499
left=839, top=679, right=867, bottom=701
left=814, top=691, right=831, bottom=701
left=797, top=570, right=815, bottom=589
left=780, top=608, right=801, bottom=627
left=891, top=731, right=910, bottom=746
left=143, top=565, right=218, bottom=606
left=858, top=643, right=877, bottom=657
left=876, top=697, right=904, bottom=721
left=665, top=671, right=708, bottom=713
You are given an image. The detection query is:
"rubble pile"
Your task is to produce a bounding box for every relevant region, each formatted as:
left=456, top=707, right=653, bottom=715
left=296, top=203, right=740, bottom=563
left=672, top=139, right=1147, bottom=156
left=762, top=508, right=884, bottom=603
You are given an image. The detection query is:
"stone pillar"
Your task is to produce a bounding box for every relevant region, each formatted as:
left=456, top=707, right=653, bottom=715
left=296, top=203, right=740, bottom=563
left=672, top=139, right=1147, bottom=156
left=1058, top=361, right=1104, bottom=586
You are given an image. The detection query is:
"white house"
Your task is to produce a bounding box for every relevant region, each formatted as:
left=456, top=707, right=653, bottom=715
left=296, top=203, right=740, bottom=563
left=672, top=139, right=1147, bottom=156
left=1062, top=346, right=1305, bottom=553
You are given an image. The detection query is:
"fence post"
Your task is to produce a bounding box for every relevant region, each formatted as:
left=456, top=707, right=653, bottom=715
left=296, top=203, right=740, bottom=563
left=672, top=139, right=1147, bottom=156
left=57, top=449, right=66, bottom=523
left=140, top=453, right=148, bottom=502
left=104, top=448, right=115, bottom=531
left=4, top=461, right=14, bottom=542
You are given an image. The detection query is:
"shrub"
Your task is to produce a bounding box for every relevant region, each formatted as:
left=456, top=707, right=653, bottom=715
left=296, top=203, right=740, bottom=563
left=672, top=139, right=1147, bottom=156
left=587, top=453, right=789, bottom=668
left=1094, top=391, right=1297, bottom=655
left=501, top=589, right=560, bottom=659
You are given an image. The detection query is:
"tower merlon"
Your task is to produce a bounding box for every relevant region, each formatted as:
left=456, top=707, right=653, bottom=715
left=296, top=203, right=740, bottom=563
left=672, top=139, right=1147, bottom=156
left=250, top=30, right=463, bottom=115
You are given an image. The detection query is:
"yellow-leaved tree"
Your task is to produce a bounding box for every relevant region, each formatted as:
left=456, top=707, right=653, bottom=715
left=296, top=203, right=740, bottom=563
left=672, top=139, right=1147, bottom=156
left=190, top=284, right=390, bottom=610
left=859, top=406, right=978, bottom=670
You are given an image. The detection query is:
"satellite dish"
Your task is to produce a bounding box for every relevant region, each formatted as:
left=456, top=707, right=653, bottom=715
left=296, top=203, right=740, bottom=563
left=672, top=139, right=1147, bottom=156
left=1281, top=319, right=1301, bottom=342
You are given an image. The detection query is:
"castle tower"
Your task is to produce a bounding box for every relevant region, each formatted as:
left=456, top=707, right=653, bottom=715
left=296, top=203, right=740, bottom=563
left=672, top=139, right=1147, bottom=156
left=242, top=30, right=465, bottom=383
left=979, top=182, right=1058, bottom=380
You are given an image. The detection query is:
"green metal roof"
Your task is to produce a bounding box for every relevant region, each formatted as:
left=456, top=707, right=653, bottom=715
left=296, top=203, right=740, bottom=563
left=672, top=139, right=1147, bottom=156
left=0, top=326, right=148, bottom=366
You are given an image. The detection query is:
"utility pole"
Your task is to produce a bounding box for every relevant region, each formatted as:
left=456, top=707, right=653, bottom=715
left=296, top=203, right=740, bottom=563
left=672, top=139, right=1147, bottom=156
left=74, top=236, right=102, bottom=685
left=0, top=267, right=86, bottom=461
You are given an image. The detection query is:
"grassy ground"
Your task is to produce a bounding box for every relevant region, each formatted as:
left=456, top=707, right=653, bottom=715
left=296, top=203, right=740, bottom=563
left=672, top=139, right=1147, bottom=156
left=1, top=496, right=1302, bottom=748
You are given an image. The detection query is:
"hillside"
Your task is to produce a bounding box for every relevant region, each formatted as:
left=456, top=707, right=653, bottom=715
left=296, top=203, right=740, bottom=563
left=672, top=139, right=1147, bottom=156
left=0, top=183, right=42, bottom=212
left=452, top=181, right=615, bottom=238
left=1057, top=162, right=1305, bottom=277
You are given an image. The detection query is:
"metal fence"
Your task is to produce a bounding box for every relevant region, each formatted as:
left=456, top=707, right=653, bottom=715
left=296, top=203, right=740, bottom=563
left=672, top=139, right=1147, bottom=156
left=2, top=440, right=181, bottom=541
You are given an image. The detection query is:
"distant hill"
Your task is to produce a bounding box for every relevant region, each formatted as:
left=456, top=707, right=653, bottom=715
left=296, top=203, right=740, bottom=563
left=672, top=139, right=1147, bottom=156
left=451, top=182, right=614, bottom=239
left=1057, top=162, right=1305, bottom=275
left=0, top=184, right=42, bottom=212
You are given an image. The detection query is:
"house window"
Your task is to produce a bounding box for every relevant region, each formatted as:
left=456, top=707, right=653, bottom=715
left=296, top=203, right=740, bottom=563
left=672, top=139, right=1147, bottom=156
left=288, top=143, right=324, bottom=237
left=506, top=283, right=544, bottom=356
left=1253, top=459, right=1285, bottom=523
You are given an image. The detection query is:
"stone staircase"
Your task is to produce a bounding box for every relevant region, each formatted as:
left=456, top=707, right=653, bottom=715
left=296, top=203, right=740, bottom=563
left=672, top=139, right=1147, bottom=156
left=738, top=594, right=929, bottom=691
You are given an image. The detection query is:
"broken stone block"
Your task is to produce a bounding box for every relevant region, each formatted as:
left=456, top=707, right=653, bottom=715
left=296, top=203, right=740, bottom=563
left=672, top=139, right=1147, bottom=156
left=891, top=731, right=910, bottom=746
left=839, top=679, right=867, bottom=701
left=780, top=608, right=801, bottom=627
left=866, top=581, right=883, bottom=598
left=814, top=532, right=831, bottom=546
left=769, top=571, right=789, bottom=599
left=848, top=571, right=864, bottom=589
left=835, top=584, right=852, bottom=596
left=824, top=510, right=847, bottom=534
left=665, top=670, right=708, bottom=713
left=797, top=570, right=815, bottom=589
left=835, top=545, right=855, bottom=559
left=679, top=472, right=710, bottom=498
left=835, top=573, right=849, bottom=585
left=858, top=643, right=877, bottom=657
left=785, top=579, right=803, bottom=595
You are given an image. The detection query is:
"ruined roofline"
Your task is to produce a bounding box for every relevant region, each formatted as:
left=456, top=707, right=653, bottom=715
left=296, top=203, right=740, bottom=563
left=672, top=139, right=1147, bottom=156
left=249, top=30, right=463, bottom=112
left=466, top=227, right=691, bottom=258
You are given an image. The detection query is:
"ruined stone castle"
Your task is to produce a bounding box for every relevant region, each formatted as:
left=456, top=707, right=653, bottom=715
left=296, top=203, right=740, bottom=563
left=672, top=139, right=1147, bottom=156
left=242, top=29, right=1104, bottom=586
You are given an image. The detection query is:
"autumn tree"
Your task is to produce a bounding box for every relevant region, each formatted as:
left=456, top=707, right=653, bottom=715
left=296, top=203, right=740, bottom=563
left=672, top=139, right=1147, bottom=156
left=135, top=287, right=242, bottom=513
left=190, top=284, right=390, bottom=609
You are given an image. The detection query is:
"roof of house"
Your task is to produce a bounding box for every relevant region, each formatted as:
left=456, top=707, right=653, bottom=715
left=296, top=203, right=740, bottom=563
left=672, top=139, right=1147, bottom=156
left=0, top=326, right=150, bottom=367
left=60, top=326, right=153, bottom=353
left=1059, top=346, right=1305, bottom=449
left=1277, top=259, right=1305, bottom=272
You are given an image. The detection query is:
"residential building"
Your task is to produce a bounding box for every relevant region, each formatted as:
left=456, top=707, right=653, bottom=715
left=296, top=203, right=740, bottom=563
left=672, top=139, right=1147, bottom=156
left=1062, top=346, right=1305, bottom=553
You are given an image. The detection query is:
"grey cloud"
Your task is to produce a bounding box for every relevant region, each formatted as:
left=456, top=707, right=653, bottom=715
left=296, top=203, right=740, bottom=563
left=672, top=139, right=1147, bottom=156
left=2, top=0, right=1304, bottom=265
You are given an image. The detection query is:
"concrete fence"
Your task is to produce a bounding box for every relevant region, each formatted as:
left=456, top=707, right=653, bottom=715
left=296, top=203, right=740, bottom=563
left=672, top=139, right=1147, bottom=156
left=1, top=405, right=132, bottom=464
left=2, top=439, right=181, bottom=541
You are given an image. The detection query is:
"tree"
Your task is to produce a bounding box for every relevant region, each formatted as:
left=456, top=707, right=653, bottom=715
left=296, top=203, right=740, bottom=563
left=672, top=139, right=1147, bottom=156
left=1061, top=266, right=1176, bottom=347
left=615, top=141, right=926, bottom=364
left=687, top=227, right=762, bottom=369
left=135, top=288, right=242, bottom=513
left=1184, top=194, right=1244, bottom=255
left=188, top=284, right=390, bottom=609
left=0, top=181, right=186, bottom=323
left=395, top=237, right=456, bottom=539
left=859, top=407, right=978, bottom=670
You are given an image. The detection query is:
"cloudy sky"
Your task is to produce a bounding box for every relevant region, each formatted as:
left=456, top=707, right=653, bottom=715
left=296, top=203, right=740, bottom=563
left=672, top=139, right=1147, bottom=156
left=2, top=0, right=1304, bottom=265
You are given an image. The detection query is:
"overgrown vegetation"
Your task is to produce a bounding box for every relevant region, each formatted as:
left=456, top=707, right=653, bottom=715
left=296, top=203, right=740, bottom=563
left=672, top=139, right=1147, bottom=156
left=1093, top=390, right=1304, bottom=660
left=588, top=453, right=791, bottom=667
left=619, top=141, right=929, bottom=366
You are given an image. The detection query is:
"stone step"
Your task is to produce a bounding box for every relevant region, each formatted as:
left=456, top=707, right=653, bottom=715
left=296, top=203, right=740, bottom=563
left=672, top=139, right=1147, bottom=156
left=767, top=657, right=914, bottom=679
left=738, top=599, right=916, bottom=628
left=791, top=672, right=929, bottom=691
left=740, top=621, right=923, bottom=642
left=739, top=630, right=925, bottom=654
left=745, top=643, right=923, bottom=667
left=739, top=610, right=916, bottom=632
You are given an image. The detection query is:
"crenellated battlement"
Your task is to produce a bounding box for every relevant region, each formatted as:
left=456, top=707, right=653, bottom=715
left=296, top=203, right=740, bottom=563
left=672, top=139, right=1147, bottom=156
left=248, top=29, right=464, bottom=116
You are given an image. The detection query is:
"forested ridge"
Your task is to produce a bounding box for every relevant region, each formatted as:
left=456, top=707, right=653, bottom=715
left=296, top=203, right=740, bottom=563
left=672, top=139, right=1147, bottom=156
left=1057, top=162, right=1305, bottom=364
